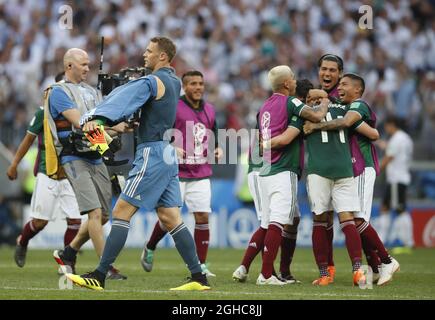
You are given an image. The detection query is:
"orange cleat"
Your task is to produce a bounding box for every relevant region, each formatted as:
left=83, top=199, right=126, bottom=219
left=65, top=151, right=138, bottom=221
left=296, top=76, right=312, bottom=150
left=353, top=269, right=366, bottom=286
left=312, top=276, right=332, bottom=286
left=327, top=265, right=336, bottom=283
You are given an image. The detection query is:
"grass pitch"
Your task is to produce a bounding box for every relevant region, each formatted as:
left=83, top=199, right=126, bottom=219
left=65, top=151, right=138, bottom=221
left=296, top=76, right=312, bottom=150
left=0, top=247, right=434, bottom=300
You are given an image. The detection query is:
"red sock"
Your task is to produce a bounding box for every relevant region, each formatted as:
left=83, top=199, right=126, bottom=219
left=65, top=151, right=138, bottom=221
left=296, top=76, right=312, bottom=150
left=326, top=224, right=334, bottom=266
left=194, top=223, right=209, bottom=264
left=362, top=243, right=381, bottom=273
left=358, top=222, right=391, bottom=264
left=312, top=222, right=329, bottom=270
left=340, top=220, right=362, bottom=266
left=280, top=230, right=297, bottom=275
left=19, top=220, right=41, bottom=247
left=241, top=227, right=267, bottom=272
left=64, top=220, right=81, bottom=247
left=261, top=222, right=283, bottom=279
left=147, top=221, right=167, bottom=250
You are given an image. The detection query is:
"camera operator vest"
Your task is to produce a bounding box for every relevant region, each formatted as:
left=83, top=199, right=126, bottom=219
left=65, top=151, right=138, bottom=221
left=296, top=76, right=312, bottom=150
left=44, top=81, right=103, bottom=169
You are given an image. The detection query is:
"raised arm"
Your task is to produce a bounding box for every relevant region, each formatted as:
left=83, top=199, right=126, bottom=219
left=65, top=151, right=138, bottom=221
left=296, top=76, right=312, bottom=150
left=355, top=121, right=379, bottom=141
left=87, top=76, right=159, bottom=128
left=303, top=110, right=361, bottom=134
left=299, top=97, right=330, bottom=123
left=266, top=126, right=301, bottom=149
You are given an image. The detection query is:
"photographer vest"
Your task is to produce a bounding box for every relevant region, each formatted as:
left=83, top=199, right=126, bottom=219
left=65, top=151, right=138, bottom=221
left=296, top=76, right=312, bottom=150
left=43, top=81, right=102, bottom=178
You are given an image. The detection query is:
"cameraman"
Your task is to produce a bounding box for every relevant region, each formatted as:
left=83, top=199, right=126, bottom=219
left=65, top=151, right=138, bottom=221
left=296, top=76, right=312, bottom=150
left=50, top=48, right=127, bottom=280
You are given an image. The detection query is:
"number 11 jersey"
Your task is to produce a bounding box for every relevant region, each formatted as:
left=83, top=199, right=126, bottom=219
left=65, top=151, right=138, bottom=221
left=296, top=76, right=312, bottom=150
left=306, top=103, right=353, bottom=179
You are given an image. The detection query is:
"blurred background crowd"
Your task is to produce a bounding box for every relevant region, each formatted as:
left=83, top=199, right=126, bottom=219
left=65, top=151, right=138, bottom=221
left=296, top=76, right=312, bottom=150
left=1, top=0, right=434, bottom=156
left=0, top=0, right=434, bottom=225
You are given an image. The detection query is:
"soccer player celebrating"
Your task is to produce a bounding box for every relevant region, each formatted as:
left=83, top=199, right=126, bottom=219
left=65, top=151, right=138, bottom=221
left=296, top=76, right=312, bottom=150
left=303, top=75, right=366, bottom=286
left=315, top=53, right=344, bottom=281
left=253, top=66, right=329, bottom=285
left=140, top=70, right=223, bottom=277
left=232, top=78, right=321, bottom=284
left=304, top=73, right=400, bottom=286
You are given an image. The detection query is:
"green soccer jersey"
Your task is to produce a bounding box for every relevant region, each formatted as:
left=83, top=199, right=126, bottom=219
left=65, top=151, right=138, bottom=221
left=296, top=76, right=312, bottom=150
left=306, top=103, right=353, bottom=179
left=248, top=126, right=262, bottom=173
left=348, top=101, right=375, bottom=168
left=27, top=107, right=46, bottom=175
left=259, top=105, right=304, bottom=177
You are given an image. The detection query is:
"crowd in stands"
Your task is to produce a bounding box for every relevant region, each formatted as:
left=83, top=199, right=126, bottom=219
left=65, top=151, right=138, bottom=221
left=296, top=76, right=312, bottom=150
left=0, top=0, right=434, bottom=160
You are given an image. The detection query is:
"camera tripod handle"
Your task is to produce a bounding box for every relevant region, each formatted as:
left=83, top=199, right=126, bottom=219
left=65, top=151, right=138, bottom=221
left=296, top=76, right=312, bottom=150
left=97, top=36, right=105, bottom=91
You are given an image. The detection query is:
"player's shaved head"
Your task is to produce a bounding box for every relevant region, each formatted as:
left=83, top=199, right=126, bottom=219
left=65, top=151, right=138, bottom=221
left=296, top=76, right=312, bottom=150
left=268, top=65, right=294, bottom=91
left=63, top=48, right=88, bottom=69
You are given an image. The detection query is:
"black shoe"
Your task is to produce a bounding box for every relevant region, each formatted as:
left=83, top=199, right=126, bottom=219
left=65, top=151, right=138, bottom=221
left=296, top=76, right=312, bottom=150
left=53, top=249, right=76, bottom=274
left=14, top=244, right=27, bottom=268
left=191, top=272, right=210, bottom=287
left=278, top=272, right=301, bottom=284
left=106, top=265, right=128, bottom=280
left=67, top=270, right=105, bottom=290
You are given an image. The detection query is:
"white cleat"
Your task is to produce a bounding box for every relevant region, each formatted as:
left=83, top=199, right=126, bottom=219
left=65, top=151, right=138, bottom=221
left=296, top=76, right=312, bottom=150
left=201, top=263, right=216, bottom=277
left=377, top=257, right=400, bottom=286
left=256, top=274, right=287, bottom=286
left=232, top=265, right=248, bottom=282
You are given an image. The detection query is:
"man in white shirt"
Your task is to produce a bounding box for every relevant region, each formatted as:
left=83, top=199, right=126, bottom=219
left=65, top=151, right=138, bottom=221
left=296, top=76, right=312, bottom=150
left=379, top=116, right=414, bottom=249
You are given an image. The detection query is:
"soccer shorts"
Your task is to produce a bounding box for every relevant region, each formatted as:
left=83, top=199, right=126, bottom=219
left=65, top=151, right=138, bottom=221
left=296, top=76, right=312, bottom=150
left=307, top=174, right=360, bottom=215
left=179, top=178, right=211, bottom=213
left=354, top=167, right=376, bottom=221
left=63, top=160, right=112, bottom=216
left=259, top=170, right=299, bottom=229
left=247, top=170, right=263, bottom=221
left=121, top=141, right=183, bottom=210
left=29, top=172, right=81, bottom=221
left=382, top=182, right=408, bottom=213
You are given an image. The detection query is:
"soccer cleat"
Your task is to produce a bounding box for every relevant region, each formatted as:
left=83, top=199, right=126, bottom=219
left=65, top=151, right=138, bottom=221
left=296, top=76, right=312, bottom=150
left=377, top=257, right=400, bottom=286
left=353, top=269, right=367, bottom=286
left=170, top=273, right=210, bottom=291
left=312, top=276, right=332, bottom=286
left=66, top=271, right=105, bottom=291
left=256, top=274, right=287, bottom=286
left=278, top=272, right=302, bottom=284
left=106, top=266, right=128, bottom=280
left=53, top=249, right=76, bottom=274
left=14, top=236, right=27, bottom=268
left=169, top=281, right=210, bottom=291
left=201, top=263, right=216, bottom=277
left=232, top=265, right=248, bottom=283
left=327, top=265, right=336, bottom=283
left=140, top=246, right=154, bottom=272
